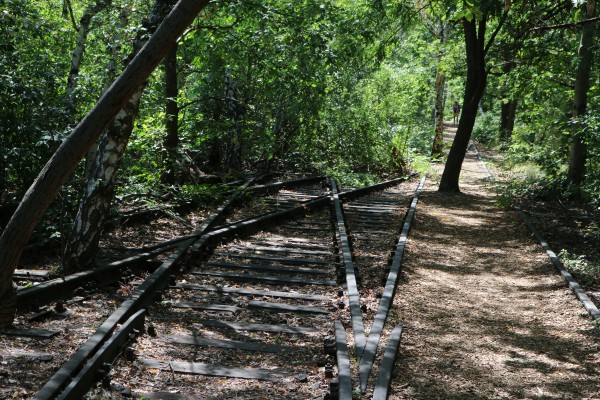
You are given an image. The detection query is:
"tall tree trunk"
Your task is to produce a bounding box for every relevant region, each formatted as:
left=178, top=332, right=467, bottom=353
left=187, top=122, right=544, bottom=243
left=431, top=21, right=449, bottom=158
left=439, top=17, right=488, bottom=192
left=499, top=100, right=517, bottom=143
left=66, top=0, right=111, bottom=124
left=0, top=0, right=211, bottom=326
left=62, top=0, right=175, bottom=273
left=567, top=0, right=596, bottom=185
left=162, top=43, right=179, bottom=184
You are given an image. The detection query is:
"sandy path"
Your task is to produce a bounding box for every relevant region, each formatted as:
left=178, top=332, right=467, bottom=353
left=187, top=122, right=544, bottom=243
left=388, top=139, right=600, bottom=399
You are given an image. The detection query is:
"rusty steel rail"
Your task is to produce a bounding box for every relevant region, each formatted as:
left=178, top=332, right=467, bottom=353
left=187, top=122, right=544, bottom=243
left=331, top=178, right=366, bottom=359
left=358, top=174, right=426, bottom=392
left=31, top=174, right=416, bottom=399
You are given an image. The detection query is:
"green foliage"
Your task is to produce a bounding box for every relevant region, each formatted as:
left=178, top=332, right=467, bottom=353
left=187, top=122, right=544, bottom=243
left=472, top=111, right=500, bottom=145
left=558, top=249, right=600, bottom=287
left=495, top=175, right=584, bottom=209
left=0, top=0, right=73, bottom=201
left=177, top=184, right=227, bottom=206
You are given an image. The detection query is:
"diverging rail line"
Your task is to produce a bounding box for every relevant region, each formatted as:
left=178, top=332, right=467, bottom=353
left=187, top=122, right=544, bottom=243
left=28, top=174, right=423, bottom=399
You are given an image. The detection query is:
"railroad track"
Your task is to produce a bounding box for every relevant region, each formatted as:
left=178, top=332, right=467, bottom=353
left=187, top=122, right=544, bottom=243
left=2, top=174, right=425, bottom=399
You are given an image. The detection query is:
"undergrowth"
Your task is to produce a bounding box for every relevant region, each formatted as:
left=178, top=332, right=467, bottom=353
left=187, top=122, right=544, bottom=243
left=559, top=249, right=600, bottom=287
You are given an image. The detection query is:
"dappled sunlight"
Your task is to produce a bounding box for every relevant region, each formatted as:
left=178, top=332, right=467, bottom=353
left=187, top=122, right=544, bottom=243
left=389, top=146, right=600, bottom=399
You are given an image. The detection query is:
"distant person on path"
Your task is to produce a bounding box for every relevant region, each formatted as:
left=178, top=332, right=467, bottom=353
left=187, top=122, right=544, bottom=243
left=452, top=101, right=461, bottom=125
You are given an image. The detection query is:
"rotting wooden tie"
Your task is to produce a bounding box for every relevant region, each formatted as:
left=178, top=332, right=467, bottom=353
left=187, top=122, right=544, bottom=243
left=166, top=334, right=293, bottom=353
left=207, top=260, right=331, bottom=276
left=194, top=319, right=319, bottom=335
left=171, top=302, right=241, bottom=313
left=171, top=283, right=330, bottom=302
left=248, top=300, right=329, bottom=314
left=139, top=359, right=290, bottom=381
left=191, top=270, right=336, bottom=286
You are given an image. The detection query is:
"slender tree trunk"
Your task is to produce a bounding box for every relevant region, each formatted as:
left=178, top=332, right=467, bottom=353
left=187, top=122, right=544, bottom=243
left=162, top=43, right=179, bottom=184
left=499, top=100, right=517, bottom=143
left=439, top=17, right=488, bottom=193
left=431, top=22, right=448, bottom=158
left=85, top=4, right=131, bottom=179
left=224, top=69, right=243, bottom=173
left=63, top=0, right=175, bottom=273
left=567, top=0, right=596, bottom=185
left=0, top=0, right=211, bottom=326
left=431, top=70, right=446, bottom=157
left=66, top=0, right=111, bottom=123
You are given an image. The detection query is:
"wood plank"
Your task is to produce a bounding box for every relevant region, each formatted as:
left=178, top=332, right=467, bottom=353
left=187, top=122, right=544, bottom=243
left=248, top=300, right=329, bottom=314
left=221, top=253, right=337, bottom=266
left=207, top=260, right=331, bottom=276
left=132, top=392, right=194, bottom=400
left=172, top=302, right=240, bottom=313
left=0, top=350, right=53, bottom=361
left=249, top=240, right=331, bottom=251
left=171, top=283, right=330, bottom=301
left=139, top=359, right=289, bottom=381
left=227, top=244, right=333, bottom=256
left=372, top=325, right=403, bottom=400
left=194, top=319, right=319, bottom=335
left=1, top=328, right=59, bottom=339
left=191, top=271, right=336, bottom=286
left=14, top=269, right=50, bottom=279
left=166, top=334, right=293, bottom=353
left=257, top=236, right=330, bottom=243
left=285, top=226, right=330, bottom=232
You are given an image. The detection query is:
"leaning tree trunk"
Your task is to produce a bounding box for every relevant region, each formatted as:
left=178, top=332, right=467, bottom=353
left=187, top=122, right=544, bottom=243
left=162, top=43, right=179, bottom=184
left=567, top=0, right=596, bottom=186
left=439, top=17, right=488, bottom=193
left=0, top=0, right=210, bottom=327
left=62, top=90, right=144, bottom=272
left=62, top=0, right=176, bottom=273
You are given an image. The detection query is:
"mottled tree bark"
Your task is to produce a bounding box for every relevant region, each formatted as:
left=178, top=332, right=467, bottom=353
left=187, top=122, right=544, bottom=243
left=567, top=0, right=596, bottom=185
left=62, top=0, right=176, bottom=273
left=0, top=0, right=210, bottom=326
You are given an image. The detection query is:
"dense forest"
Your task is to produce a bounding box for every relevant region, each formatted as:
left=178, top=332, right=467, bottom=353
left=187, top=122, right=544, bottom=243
left=0, top=0, right=598, bottom=325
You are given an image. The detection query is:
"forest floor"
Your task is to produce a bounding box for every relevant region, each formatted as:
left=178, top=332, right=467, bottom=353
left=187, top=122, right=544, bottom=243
left=386, top=123, right=600, bottom=399
left=3, top=124, right=600, bottom=399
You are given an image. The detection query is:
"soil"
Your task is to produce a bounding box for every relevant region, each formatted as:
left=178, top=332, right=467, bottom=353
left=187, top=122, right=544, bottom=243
left=386, top=125, right=600, bottom=399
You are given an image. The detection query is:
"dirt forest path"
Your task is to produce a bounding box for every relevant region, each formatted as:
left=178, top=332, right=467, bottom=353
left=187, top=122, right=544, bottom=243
left=387, top=124, right=600, bottom=399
